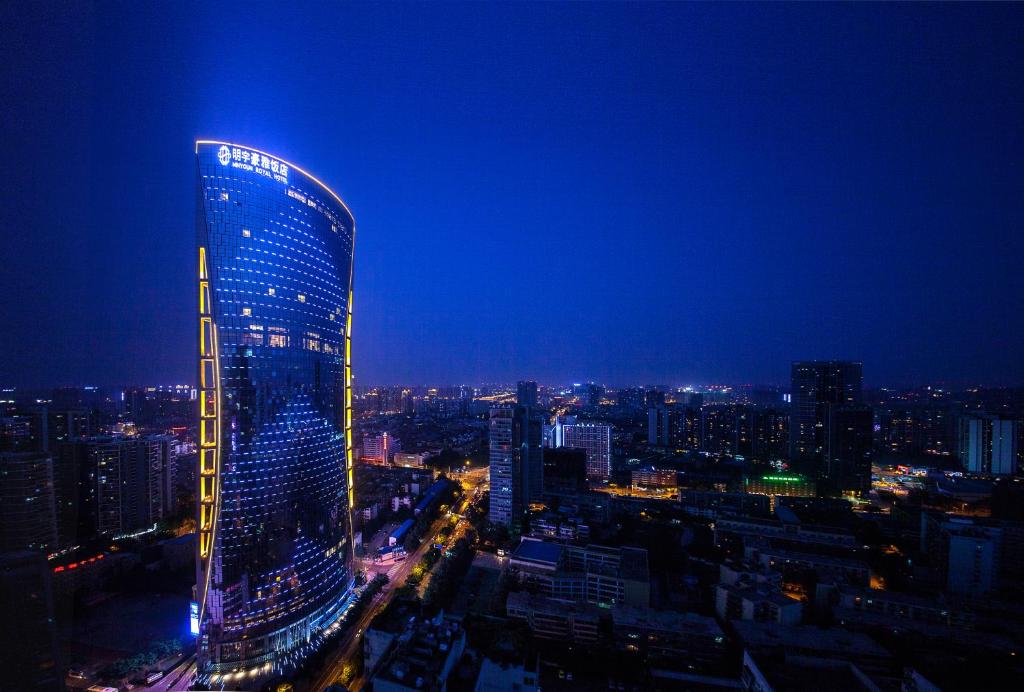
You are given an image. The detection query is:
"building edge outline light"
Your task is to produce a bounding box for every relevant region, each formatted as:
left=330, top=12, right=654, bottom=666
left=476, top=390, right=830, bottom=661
left=194, top=139, right=355, bottom=223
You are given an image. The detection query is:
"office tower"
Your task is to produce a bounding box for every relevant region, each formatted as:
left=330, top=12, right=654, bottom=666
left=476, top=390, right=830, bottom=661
left=194, top=141, right=356, bottom=675
left=0, top=452, right=58, bottom=553
left=519, top=406, right=545, bottom=504
left=488, top=405, right=543, bottom=528
left=489, top=407, right=516, bottom=527
left=0, top=551, right=62, bottom=691
left=517, top=380, right=538, bottom=409
left=957, top=414, right=1019, bottom=475
left=789, top=361, right=868, bottom=494
left=562, top=422, right=612, bottom=481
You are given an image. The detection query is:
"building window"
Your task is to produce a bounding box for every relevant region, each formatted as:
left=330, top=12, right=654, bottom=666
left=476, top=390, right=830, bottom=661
left=242, top=229, right=251, bottom=238
left=297, top=294, right=306, bottom=303
left=241, top=307, right=252, bottom=317
left=267, top=287, right=276, bottom=296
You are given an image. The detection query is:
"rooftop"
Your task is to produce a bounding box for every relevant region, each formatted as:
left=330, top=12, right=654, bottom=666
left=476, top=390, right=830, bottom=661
left=375, top=614, right=465, bottom=690
left=511, top=538, right=564, bottom=567
left=732, top=621, right=890, bottom=659
left=611, top=605, right=724, bottom=637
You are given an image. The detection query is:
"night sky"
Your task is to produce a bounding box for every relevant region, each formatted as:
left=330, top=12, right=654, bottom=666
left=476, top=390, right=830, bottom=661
left=2, top=3, right=1022, bottom=389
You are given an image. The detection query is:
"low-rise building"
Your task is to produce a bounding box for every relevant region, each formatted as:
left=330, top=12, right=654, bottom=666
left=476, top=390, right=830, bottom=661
left=832, top=586, right=975, bottom=631
left=370, top=614, right=465, bottom=692
left=714, top=516, right=855, bottom=549
left=509, top=538, right=650, bottom=607
left=474, top=657, right=539, bottom=692
left=715, top=582, right=803, bottom=625
left=611, top=605, right=729, bottom=674
left=746, top=546, right=871, bottom=587
left=506, top=591, right=601, bottom=643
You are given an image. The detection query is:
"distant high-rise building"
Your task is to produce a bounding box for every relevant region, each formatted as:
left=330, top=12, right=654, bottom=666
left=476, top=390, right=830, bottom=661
left=519, top=407, right=545, bottom=504
left=489, top=405, right=544, bottom=528
left=648, top=407, right=667, bottom=447
left=489, top=407, right=516, bottom=527
left=790, top=361, right=863, bottom=462
left=701, top=405, right=738, bottom=456
left=1, top=408, right=92, bottom=454
left=517, top=381, right=538, bottom=409
left=616, top=388, right=646, bottom=411
left=645, top=389, right=666, bottom=409
left=0, top=452, right=57, bottom=553
left=821, top=404, right=874, bottom=495
left=877, top=403, right=953, bottom=459
left=543, top=415, right=577, bottom=448
left=194, top=141, right=356, bottom=675
left=741, top=407, right=789, bottom=463
left=648, top=405, right=699, bottom=450
left=562, top=423, right=612, bottom=481
left=790, top=361, right=868, bottom=494
left=55, top=435, right=173, bottom=540
left=957, top=414, right=1018, bottom=475
left=573, top=383, right=604, bottom=408
left=362, top=432, right=400, bottom=465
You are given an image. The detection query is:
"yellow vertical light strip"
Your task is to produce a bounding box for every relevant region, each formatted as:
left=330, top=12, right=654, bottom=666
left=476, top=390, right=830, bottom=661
left=344, top=232, right=356, bottom=573
left=196, top=245, right=222, bottom=631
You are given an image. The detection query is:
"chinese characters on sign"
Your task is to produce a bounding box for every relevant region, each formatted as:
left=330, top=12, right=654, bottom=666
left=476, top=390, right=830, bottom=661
left=218, top=144, right=289, bottom=183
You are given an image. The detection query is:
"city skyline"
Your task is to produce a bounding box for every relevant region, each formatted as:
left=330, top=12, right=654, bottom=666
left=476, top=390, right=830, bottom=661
left=2, top=4, right=1023, bottom=690
left=4, top=3, right=1024, bottom=389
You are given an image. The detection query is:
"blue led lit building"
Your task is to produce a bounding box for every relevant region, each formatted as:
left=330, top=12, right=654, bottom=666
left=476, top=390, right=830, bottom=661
left=194, top=141, right=356, bottom=676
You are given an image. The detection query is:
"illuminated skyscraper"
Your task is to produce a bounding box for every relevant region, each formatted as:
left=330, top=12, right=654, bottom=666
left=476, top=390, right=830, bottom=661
left=488, top=405, right=543, bottom=529
left=194, top=141, right=356, bottom=676
left=561, top=422, right=612, bottom=481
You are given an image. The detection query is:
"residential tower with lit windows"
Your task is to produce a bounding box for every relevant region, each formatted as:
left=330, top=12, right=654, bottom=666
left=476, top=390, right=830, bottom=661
left=193, top=141, right=356, bottom=677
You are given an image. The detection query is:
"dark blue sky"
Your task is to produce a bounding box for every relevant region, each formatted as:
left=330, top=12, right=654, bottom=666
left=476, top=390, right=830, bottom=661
left=2, top=2, right=1022, bottom=388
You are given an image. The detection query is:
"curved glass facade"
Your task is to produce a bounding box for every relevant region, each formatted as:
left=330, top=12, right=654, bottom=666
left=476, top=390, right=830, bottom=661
left=194, top=141, right=355, bottom=677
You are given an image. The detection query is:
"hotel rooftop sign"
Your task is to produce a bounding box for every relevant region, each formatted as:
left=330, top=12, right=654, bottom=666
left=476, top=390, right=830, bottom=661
left=216, top=144, right=289, bottom=184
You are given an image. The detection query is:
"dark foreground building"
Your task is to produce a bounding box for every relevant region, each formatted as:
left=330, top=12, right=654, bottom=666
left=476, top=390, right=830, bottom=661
left=194, top=141, right=356, bottom=677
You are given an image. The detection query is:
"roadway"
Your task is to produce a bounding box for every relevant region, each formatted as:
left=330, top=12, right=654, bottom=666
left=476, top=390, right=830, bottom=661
left=139, top=466, right=488, bottom=692
left=310, top=466, right=488, bottom=691
left=144, top=654, right=196, bottom=691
